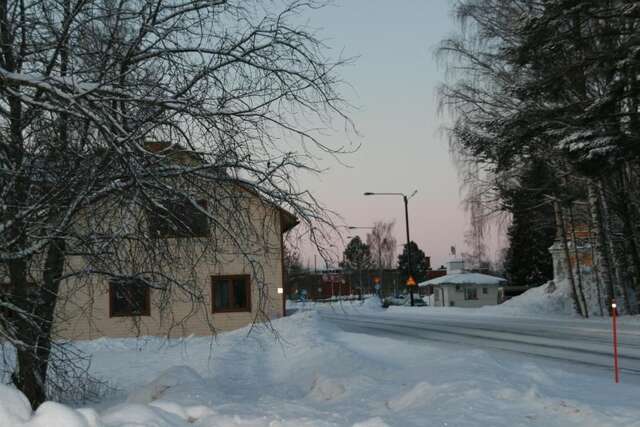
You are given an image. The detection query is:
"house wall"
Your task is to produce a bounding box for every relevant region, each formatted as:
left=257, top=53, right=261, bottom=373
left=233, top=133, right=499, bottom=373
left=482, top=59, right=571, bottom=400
left=435, top=284, right=500, bottom=308
left=52, top=191, right=287, bottom=341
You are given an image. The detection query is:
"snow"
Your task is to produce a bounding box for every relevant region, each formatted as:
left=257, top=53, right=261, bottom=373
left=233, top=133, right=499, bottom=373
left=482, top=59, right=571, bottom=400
left=307, top=375, right=347, bottom=401
left=0, top=384, right=31, bottom=424
left=418, top=272, right=506, bottom=287
left=127, top=365, right=206, bottom=404
left=2, top=302, right=640, bottom=426
left=484, top=280, right=576, bottom=317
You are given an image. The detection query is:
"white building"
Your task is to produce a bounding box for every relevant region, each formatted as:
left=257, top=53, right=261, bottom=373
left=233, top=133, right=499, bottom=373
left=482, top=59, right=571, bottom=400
left=419, top=261, right=506, bottom=308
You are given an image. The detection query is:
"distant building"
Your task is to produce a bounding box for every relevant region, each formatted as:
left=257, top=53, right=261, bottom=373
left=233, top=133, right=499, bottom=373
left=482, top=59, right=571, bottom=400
left=418, top=260, right=505, bottom=307
left=548, top=223, right=595, bottom=284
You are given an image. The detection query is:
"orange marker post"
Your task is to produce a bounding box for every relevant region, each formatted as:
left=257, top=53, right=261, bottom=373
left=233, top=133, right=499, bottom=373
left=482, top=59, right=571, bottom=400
left=612, top=300, right=619, bottom=384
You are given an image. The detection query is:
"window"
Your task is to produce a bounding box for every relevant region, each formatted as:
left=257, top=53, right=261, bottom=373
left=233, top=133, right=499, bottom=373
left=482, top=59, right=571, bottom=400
left=449, top=301, right=455, bottom=306
left=455, top=285, right=462, bottom=292
left=464, top=288, right=478, bottom=300
left=148, top=199, right=209, bottom=238
left=482, top=287, right=488, bottom=295
left=109, top=279, right=150, bottom=317
left=212, top=275, right=251, bottom=313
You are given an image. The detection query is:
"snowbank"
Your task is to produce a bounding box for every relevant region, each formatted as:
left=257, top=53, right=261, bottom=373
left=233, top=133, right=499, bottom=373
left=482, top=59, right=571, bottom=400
left=127, top=365, right=206, bottom=404
left=482, top=280, right=576, bottom=317
left=2, top=309, right=640, bottom=426
left=384, top=279, right=578, bottom=319
left=307, top=375, right=346, bottom=401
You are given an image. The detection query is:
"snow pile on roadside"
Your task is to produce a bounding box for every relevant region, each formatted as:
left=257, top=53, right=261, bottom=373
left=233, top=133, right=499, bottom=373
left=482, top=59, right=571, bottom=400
left=315, top=296, right=384, bottom=314
left=386, top=280, right=578, bottom=318
left=359, top=296, right=384, bottom=311
left=483, top=280, right=577, bottom=317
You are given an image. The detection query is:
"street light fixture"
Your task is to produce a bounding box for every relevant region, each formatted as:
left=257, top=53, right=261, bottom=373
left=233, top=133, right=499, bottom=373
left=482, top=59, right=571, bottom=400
left=363, top=190, right=418, bottom=306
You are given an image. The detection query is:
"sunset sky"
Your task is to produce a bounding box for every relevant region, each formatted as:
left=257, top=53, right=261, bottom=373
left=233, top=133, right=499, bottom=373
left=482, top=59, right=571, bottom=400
left=297, top=0, right=502, bottom=268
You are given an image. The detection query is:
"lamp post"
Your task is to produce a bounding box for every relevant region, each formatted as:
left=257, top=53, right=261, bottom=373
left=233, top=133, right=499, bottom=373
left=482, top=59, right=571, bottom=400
left=363, top=190, right=418, bottom=306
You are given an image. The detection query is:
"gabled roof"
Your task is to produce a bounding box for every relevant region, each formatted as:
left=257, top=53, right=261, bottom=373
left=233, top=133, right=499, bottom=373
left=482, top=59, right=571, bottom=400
left=144, top=141, right=299, bottom=233
left=418, top=272, right=506, bottom=287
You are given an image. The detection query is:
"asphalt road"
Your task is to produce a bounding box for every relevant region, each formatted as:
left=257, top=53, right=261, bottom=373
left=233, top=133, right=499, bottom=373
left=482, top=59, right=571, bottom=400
left=319, top=309, right=640, bottom=377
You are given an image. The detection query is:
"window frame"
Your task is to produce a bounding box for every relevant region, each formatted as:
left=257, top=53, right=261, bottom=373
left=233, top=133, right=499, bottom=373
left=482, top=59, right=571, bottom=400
left=109, top=279, right=151, bottom=318
left=211, top=275, right=252, bottom=313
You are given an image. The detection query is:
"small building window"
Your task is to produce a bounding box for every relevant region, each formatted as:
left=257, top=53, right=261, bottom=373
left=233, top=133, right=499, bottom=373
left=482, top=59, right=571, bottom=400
left=109, top=279, right=151, bottom=317
left=449, top=301, right=455, bottom=307
left=464, top=288, right=478, bottom=300
left=212, top=275, right=251, bottom=313
left=482, top=287, right=488, bottom=294
left=455, top=285, right=462, bottom=292
left=148, top=198, right=209, bottom=238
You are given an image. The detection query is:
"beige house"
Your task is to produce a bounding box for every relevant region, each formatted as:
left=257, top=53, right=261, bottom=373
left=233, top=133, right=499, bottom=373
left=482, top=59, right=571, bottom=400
left=50, top=185, right=298, bottom=341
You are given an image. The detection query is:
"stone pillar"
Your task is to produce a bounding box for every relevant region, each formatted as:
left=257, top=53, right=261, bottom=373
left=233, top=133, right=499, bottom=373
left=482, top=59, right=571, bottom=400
left=549, top=240, right=567, bottom=282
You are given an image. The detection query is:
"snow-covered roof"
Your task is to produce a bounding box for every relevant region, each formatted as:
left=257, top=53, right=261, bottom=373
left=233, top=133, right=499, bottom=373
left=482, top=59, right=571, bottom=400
left=418, top=272, right=506, bottom=287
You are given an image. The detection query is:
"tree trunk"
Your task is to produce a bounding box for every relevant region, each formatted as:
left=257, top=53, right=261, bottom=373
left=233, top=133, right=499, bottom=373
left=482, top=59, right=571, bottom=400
left=568, top=205, right=589, bottom=318
left=588, top=182, right=616, bottom=314
left=587, top=219, right=605, bottom=316
left=555, top=202, right=585, bottom=317
left=12, top=239, right=66, bottom=408
left=597, top=181, right=631, bottom=313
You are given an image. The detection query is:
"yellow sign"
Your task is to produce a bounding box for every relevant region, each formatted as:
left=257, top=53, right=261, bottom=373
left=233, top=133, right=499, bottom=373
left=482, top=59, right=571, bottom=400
left=406, top=276, right=416, bottom=286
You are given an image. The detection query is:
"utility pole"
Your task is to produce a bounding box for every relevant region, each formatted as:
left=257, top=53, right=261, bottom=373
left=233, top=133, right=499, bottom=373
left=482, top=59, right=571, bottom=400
left=404, top=194, right=414, bottom=306
left=364, top=190, right=418, bottom=306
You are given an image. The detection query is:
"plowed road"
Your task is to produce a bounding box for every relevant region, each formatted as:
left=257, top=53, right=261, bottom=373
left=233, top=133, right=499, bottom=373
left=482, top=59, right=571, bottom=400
left=320, top=309, right=640, bottom=376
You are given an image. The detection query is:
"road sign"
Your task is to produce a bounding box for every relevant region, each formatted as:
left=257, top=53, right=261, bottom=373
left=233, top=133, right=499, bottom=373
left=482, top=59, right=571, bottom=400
left=406, top=276, right=417, bottom=287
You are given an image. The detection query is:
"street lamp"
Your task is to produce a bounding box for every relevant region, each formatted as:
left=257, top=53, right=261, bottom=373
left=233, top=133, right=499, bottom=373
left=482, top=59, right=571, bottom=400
left=363, top=190, right=418, bottom=306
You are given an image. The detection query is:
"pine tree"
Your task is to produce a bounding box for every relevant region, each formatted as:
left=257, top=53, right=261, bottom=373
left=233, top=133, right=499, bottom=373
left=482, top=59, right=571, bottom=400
left=341, top=237, right=373, bottom=292
left=397, top=241, right=429, bottom=284
left=439, top=0, right=640, bottom=315
left=503, top=162, right=557, bottom=287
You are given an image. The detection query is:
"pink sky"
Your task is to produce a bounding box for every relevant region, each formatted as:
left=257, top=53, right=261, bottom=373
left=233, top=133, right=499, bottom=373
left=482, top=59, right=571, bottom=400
left=293, top=1, right=502, bottom=268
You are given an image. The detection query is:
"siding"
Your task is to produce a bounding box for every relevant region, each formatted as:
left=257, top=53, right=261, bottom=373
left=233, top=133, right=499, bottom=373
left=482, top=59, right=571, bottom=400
left=435, top=285, right=500, bottom=308
left=52, top=192, right=287, bottom=340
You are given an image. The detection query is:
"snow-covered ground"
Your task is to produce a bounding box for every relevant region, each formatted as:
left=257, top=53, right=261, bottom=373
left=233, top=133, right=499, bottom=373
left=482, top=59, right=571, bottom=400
left=3, top=296, right=640, bottom=427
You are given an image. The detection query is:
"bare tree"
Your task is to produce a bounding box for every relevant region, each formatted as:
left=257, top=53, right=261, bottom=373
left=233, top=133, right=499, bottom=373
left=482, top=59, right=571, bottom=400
left=366, top=221, right=397, bottom=271
left=0, top=0, right=352, bottom=407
